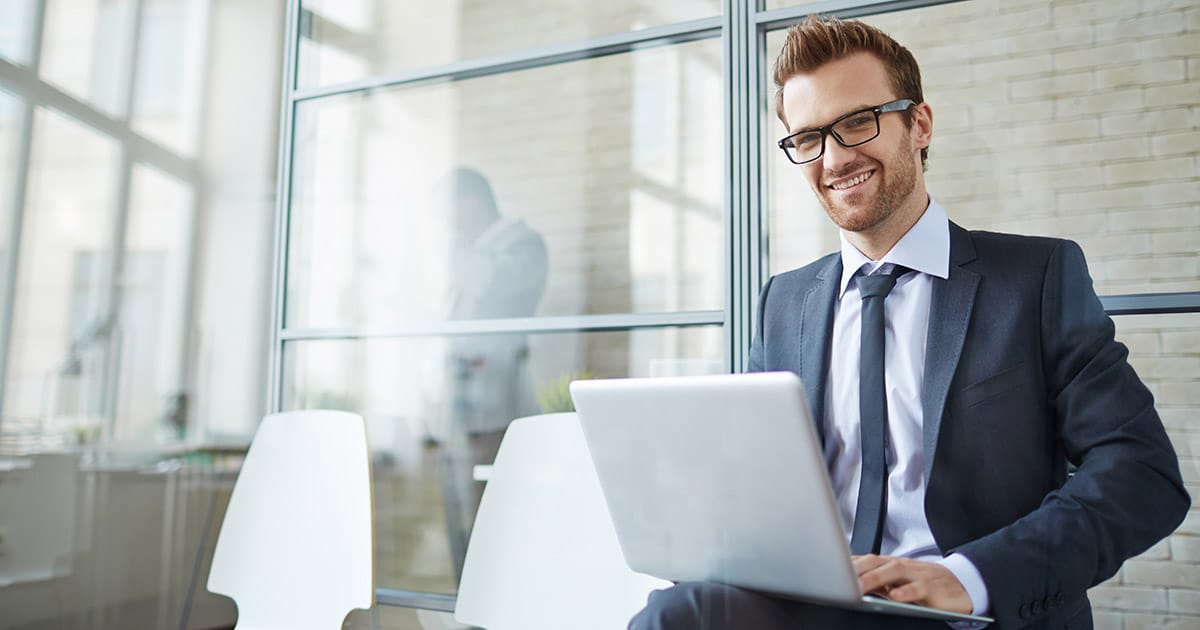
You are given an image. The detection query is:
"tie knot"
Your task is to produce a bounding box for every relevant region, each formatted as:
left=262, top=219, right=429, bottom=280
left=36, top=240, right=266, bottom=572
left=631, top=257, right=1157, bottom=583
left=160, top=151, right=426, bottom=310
left=857, top=265, right=911, bottom=300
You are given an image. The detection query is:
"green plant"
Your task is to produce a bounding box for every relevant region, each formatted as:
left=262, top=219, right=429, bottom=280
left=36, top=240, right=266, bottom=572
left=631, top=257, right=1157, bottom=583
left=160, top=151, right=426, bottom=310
left=537, top=370, right=599, bottom=413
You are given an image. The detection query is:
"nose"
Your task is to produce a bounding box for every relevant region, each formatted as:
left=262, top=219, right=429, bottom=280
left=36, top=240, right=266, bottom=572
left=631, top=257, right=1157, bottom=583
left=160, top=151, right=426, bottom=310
left=822, top=135, right=857, bottom=173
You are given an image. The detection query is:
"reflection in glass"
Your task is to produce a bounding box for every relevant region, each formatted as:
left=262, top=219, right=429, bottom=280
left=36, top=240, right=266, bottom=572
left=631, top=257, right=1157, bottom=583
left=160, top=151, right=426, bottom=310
left=131, top=0, right=207, bottom=153
left=112, top=165, right=193, bottom=442
left=281, top=325, right=725, bottom=592
left=0, top=0, right=36, bottom=64
left=297, top=0, right=720, bottom=88
left=287, top=38, right=724, bottom=329
left=765, top=1, right=1200, bottom=294
left=5, top=109, right=119, bottom=442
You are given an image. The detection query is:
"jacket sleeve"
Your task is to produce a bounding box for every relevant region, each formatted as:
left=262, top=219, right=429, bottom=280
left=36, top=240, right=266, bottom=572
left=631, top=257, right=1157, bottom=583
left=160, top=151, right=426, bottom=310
left=746, top=275, right=775, bottom=373
left=954, top=240, right=1190, bottom=628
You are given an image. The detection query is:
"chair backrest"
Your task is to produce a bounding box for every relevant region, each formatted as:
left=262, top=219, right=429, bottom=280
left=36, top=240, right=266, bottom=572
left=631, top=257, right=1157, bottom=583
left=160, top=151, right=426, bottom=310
left=207, top=410, right=374, bottom=629
left=454, top=412, right=670, bottom=630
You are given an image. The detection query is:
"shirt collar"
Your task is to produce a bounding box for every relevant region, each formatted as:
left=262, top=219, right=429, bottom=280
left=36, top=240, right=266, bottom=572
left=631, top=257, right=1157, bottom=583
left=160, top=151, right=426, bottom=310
left=838, top=195, right=951, bottom=297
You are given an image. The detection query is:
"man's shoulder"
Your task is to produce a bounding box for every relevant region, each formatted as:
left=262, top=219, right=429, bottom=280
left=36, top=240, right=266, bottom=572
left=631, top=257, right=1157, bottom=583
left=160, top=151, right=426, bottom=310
left=771, top=251, right=840, bottom=287
left=957, top=225, right=1081, bottom=268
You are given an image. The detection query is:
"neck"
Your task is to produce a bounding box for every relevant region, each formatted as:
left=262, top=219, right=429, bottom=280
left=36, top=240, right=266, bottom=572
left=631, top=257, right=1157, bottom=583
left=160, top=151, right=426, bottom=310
left=844, top=190, right=930, bottom=261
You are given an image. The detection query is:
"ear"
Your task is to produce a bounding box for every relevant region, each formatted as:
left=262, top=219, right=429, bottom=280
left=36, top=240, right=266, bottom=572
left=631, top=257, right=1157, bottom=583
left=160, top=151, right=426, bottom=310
left=911, top=101, right=933, bottom=150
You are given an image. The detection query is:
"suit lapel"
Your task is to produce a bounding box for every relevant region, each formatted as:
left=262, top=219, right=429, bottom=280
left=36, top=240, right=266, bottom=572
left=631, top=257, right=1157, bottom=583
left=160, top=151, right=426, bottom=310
left=801, top=255, right=841, bottom=445
left=922, top=223, right=979, bottom=482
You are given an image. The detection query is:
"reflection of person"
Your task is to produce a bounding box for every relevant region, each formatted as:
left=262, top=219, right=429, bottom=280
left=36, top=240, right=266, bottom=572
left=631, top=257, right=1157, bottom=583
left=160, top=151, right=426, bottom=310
left=632, top=16, right=1188, bottom=630
left=435, top=168, right=548, bottom=576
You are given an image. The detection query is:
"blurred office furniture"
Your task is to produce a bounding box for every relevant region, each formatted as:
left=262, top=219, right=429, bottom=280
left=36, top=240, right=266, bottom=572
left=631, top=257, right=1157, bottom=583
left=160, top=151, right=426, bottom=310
left=454, top=412, right=669, bottom=630
left=0, top=453, right=79, bottom=587
left=207, top=410, right=374, bottom=629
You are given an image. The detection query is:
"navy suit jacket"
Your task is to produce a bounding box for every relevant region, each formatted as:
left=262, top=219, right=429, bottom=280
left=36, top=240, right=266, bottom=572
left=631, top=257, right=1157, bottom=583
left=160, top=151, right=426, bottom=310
left=747, top=222, right=1189, bottom=629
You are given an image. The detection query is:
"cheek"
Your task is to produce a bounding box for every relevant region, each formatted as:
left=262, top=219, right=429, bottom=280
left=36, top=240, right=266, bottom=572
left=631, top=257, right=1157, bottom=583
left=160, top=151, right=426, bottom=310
left=801, top=164, right=824, bottom=190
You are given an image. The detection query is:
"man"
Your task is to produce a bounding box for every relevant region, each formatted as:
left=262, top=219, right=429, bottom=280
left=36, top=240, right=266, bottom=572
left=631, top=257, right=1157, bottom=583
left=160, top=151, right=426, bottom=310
left=630, top=15, right=1188, bottom=630
left=432, top=168, right=549, bottom=577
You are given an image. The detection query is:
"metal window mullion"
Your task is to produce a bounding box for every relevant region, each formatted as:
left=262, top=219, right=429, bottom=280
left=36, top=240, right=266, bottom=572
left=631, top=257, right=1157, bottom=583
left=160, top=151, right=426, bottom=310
left=0, top=98, right=37, bottom=426
left=267, top=0, right=302, bottom=415
left=96, top=0, right=146, bottom=438
left=98, top=146, right=134, bottom=439
left=291, top=17, right=723, bottom=103
left=727, top=0, right=759, bottom=373
left=374, top=588, right=455, bottom=612
left=119, top=0, right=146, bottom=121
left=0, top=0, right=49, bottom=426
left=756, top=0, right=969, bottom=29
left=0, top=57, right=200, bottom=185
left=278, top=310, right=728, bottom=342
left=1101, top=292, right=1200, bottom=316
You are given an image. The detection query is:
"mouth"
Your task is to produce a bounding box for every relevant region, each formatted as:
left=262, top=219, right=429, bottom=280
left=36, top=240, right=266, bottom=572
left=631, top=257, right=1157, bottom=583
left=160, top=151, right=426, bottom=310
left=827, top=170, right=875, bottom=192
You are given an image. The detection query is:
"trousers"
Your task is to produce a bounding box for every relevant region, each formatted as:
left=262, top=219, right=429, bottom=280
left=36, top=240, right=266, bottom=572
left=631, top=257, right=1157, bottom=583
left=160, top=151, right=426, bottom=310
left=628, top=582, right=952, bottom=630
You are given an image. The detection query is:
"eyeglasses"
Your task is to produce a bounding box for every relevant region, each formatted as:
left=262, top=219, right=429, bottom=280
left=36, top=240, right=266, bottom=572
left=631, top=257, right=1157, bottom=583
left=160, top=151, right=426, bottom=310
left=777, top=98, right=916, bottom=165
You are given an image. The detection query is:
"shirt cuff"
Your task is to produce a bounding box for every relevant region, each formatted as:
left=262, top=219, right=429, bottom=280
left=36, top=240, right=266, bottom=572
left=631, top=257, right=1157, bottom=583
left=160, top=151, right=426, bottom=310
left=936, top=553, right=990, bottom=616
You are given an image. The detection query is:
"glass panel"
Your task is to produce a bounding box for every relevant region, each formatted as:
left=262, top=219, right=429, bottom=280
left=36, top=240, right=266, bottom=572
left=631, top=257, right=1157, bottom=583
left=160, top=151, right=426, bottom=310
left=131, top=0, right=207, bottom=154
left=40, top=0, right=136, bottom=116
left=297, top=0, right=721, bottom=88
left=1109, top=312, right=1199, bottom=627
left=111, top=164, right=193, bottom=443
left=281, top=325, right=725, bottom=592
left=764, top=0, right=1200, bottom=294
left=287, top=39, right=724, bottom=329
left=4, top=108, right=119, bottom=442
left=0, top=0, right=37, bottom=64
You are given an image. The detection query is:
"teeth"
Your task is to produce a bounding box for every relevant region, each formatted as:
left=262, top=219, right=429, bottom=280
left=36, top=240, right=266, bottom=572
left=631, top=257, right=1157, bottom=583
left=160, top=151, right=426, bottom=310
left=831, top=171, right=871, bottom=190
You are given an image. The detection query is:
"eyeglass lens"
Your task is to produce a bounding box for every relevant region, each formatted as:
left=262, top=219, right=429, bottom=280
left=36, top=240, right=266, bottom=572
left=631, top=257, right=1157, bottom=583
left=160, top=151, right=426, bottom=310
left=783, top=110, right=879, bottom=164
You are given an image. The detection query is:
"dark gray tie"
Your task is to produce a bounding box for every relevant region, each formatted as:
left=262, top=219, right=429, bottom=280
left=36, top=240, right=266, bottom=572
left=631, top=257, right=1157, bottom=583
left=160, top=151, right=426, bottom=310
left=850, top=265, right=910, bottom=555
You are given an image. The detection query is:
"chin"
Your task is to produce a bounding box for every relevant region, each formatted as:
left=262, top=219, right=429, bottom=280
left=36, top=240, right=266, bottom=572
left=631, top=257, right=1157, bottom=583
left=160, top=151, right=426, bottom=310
left=821, top=199, right=891, bottom=234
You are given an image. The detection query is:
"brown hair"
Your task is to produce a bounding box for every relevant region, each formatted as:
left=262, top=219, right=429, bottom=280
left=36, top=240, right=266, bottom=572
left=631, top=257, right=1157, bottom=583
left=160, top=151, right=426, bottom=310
left=773, top=14, right=927, bottom=164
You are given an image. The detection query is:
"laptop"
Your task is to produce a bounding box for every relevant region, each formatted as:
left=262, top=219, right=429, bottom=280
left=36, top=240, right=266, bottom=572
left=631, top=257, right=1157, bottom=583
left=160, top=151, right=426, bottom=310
left=569, top=371, right=992, bottom=624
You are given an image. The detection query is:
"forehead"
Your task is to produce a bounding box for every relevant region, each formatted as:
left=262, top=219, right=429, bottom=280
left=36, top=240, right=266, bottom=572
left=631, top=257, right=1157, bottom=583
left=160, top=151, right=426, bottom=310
left=780, top=52, right=896, bottom=131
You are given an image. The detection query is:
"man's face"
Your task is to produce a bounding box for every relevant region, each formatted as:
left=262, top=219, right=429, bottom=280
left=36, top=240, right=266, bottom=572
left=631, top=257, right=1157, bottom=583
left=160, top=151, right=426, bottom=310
left=780, top=52, right=931, bottom=235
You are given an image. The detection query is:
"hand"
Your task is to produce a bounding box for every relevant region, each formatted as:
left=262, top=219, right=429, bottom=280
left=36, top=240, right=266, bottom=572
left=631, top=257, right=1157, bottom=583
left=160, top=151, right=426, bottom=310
left=852, top=555, right=973, bottom=614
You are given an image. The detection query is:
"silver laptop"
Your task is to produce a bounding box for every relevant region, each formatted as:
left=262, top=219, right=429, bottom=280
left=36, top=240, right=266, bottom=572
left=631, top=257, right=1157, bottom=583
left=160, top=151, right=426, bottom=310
left=569, top=371, right=992, bottom=624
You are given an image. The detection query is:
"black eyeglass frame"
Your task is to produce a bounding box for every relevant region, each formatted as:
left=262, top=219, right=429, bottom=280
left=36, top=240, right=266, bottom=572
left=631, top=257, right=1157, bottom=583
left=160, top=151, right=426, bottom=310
left=776, top=98, right=917, bottom=165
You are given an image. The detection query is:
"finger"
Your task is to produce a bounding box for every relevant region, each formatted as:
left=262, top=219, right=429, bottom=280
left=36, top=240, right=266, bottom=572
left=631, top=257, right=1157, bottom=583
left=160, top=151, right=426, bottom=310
left=852, top=554, right=890, bottom=575
left=858, top=558, right=915, bottom=594
left=884, top=581, right=927, bottom=604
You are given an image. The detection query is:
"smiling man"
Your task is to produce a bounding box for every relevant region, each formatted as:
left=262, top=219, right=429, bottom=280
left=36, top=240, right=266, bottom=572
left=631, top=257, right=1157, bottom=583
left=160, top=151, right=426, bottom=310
left=628, top=15, right=1188, bottom=630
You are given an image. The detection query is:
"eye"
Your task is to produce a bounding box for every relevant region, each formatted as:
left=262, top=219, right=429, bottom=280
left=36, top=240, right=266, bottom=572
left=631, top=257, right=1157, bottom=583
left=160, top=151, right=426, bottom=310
left=842, top=114, right=874, bottom=129
left=793, top=132, right=822, bottom=149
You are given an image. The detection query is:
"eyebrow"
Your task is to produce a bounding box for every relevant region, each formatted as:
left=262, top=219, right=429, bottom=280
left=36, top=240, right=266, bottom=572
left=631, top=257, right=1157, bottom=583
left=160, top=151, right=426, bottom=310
left=790, top=103, right=878, bottom=134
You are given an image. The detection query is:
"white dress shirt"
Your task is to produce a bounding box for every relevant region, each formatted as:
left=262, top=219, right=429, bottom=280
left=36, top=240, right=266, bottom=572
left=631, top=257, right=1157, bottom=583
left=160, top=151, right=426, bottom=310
left=824, top=197, right=990, bottom=621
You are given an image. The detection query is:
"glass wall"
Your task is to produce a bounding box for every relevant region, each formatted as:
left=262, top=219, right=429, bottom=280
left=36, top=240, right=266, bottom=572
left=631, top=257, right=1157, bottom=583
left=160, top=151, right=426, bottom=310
left=0, top=0, right=285, bottom=627
left=281, top=0, right=728, bottom=601
left=282, top=0, right=1200, bottom=624
left=276, top=0, right=1199, bottom=626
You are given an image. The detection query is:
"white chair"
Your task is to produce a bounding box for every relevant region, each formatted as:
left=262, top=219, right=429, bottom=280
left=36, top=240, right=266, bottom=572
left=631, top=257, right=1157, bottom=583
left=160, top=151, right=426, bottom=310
left=454, top=412, right=670, bottom=630
left=207, top=410, right=375, bottom=630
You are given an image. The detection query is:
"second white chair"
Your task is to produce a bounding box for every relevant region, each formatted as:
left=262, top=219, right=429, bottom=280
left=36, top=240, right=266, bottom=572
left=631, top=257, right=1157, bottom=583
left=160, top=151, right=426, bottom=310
left=454, top=412, right=670, bottom=630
